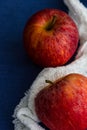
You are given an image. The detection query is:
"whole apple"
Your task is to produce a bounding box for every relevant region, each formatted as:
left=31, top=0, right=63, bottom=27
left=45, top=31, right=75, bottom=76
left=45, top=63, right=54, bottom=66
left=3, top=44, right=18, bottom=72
left=23, top=9, right=79, bottom=67
left=35, top=73, right=87, bottom=130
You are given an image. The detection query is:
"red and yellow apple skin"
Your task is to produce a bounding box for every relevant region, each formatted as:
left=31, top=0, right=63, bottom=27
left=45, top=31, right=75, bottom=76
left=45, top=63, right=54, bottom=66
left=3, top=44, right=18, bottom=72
left=35, top=73, right=87, bottom=130
left=23, top=9, right=79, bottom=67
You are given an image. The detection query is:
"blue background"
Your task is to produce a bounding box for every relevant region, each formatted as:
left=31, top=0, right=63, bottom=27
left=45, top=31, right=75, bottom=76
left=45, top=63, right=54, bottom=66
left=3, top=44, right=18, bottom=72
left=0, top=0, right=87, bottom=130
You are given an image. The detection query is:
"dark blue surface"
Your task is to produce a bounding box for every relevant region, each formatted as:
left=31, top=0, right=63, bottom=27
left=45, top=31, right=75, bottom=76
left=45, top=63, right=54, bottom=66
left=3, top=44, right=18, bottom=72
left=0, top=0, right=86, bottom=130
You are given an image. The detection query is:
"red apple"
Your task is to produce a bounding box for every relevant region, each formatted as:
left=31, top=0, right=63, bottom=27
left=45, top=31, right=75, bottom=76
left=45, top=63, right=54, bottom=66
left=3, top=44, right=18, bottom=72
left=23, top=9, right=79, bottom=67
left=35, top=73, right=87, bottom=130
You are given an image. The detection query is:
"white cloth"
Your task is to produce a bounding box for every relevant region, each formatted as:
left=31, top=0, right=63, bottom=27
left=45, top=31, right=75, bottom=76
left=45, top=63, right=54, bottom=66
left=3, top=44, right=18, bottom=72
left=13, top=0, right=87, bottom=130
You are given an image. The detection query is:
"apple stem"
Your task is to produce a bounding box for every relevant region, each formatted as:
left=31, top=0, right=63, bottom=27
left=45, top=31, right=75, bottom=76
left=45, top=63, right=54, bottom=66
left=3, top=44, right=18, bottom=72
left=45, top=80, right=54, bottom=85
left=46, top=16, right=57, bottom=31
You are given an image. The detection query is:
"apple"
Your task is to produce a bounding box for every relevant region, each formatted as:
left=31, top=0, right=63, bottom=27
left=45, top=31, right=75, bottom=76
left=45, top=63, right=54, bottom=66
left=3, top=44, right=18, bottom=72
left=35, top=73, right=87, bottom=130
left=23, top=9, right=79, bottom=67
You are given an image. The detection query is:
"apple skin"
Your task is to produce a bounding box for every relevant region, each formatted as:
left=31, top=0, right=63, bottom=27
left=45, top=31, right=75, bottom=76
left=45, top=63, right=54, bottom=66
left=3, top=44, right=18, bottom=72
left=23, top=9, right=79, bottom=67
left=35, top=73, right=87, bottom=130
